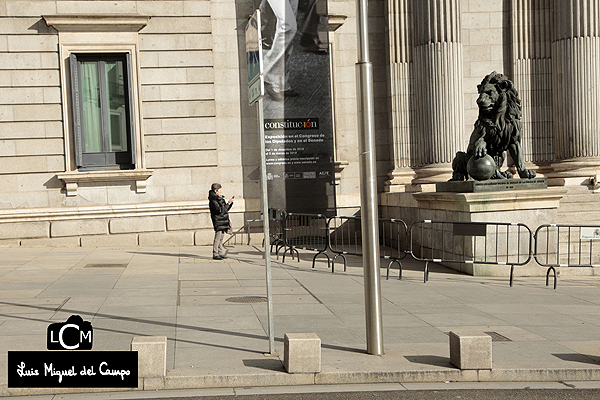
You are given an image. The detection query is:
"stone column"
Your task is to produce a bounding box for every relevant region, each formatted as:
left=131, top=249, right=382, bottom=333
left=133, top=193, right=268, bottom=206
left=384, top=0, right=415, bottom=192
left=550, top=0, right=600, bottom=184
left=411, top=0, right=464, bottom=185
left=511, top=0, right=554, bottom=169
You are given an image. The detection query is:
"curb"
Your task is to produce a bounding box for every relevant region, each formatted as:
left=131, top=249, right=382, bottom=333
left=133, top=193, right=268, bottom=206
left=4, top=367, right=600, bottom=397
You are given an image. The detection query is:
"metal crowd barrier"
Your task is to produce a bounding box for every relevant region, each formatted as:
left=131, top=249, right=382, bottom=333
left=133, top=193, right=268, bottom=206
left=327, top=216, right=408, bottom=276
left=268, top=209, right=286, bottom=256
left=327, top=215, right=361, bottom=272
left=281, top=213, right=330, bottom=268
left=534, top=224, right=600, bottom=289
left=254, top=213, right=600, bottom=287
left=379, top=219, right=409, bottom=279
left=245, top=215, right=263, bottom=246
left=410, top=220, right=533, bottom=285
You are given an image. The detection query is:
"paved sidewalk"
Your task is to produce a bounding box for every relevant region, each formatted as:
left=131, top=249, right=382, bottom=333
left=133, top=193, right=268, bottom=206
left=1, top=244, right=600, bottom=397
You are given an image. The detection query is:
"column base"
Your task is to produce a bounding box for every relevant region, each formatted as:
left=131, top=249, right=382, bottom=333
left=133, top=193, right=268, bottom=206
left=412, top=163, right=453, bottom=185
left=384, top=168, right=415, bottom=192
left=547, top=157, right=600, bottom=186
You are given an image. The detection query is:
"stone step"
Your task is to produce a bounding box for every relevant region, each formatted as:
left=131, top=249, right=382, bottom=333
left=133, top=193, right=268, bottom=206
left=557, top=212, right=600, bottom=226
left=556, top=184, right=594, bottom=193
left=558, top=193, right=600, bottom=204
left=558, top=202, right=600, bottom=213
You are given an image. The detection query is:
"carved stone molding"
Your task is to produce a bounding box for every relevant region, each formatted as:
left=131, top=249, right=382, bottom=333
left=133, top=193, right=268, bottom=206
left=413, top=188, right=567, bottom=213
left=43, top=15, right=150, bottom=32
left=328, top=14, right=348, bottom=180
left=334, top=160, right=349, bottom=185
left=57, top=170, right=154, bottom=196
left=0, top=200, right=208, bottom=224
left=327, top=15, right=347, bottom=32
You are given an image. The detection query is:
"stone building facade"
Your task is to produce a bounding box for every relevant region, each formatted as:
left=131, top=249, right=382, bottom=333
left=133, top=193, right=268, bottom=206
left=0, top=0, right=598, bottom=247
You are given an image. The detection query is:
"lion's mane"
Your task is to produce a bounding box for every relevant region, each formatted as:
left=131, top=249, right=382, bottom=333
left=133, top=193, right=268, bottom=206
left=451, top=71, right=533, bottom=181
left=473, top=72, right=522, bottom=157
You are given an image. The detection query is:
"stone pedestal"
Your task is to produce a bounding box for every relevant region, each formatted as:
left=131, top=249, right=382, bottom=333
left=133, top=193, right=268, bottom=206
left=449, top=330, right=492, bottom=370
left=284, top=333, right=321, bottom=373
left=381, top=188, right=568, bottom=276
left=131, top=336, right=167, bottom=378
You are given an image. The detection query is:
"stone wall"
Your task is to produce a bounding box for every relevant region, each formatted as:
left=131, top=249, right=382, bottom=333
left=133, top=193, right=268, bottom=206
left=0, top=204, right=253, bottom=247
left=0, top=0, right=257, bottom=246
left=461, top=0, right=511, bottom=142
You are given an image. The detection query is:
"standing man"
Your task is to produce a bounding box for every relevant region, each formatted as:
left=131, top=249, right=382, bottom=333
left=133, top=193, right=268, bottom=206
left=208, top=183, right=234, bottom=260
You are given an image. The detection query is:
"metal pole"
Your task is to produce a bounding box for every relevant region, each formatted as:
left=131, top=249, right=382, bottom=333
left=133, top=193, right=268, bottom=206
left=356, top=0, right=384, bottom=355
left=257, top=98, right=276, bottom=355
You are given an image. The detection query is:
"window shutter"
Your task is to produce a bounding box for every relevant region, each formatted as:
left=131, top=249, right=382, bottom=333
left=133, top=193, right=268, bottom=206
left=69, top=53, right=83, bottom=167
left=126, top=53, right=136, bottom=164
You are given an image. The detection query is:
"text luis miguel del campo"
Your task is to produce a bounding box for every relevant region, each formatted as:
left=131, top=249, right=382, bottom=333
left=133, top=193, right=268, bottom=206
left=8, top=315, right=138, bottom=388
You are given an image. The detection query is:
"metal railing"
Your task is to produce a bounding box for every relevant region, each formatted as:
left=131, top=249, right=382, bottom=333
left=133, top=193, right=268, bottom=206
left=253, top=212, right=600, bottom=287
left=268, top=209, right=286, bottom=256
left=379, top=218, right=409, bottom=279
left=245, top=216, right=263, bottom=246
left=327, top=215, right=361, bottom=272
left=281, top=213, right=330, bottom=268
left=534, top=224, right=600, bottom=289
left=327, top=216, right=408, bottom=276
left=410, top=220, right=533, bottom=285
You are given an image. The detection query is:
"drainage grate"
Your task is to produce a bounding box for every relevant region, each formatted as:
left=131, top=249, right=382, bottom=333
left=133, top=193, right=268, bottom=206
left=484, top=331, right=512, bottom=342
left=84, top=264, right=128, bottom=268
left=225, top=296, right=268, bottom=303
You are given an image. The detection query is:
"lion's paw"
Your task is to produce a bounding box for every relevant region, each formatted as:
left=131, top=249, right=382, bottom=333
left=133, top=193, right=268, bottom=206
left=492, top=170, right=513, bottom=180
left=518, top=169, right=536, bottom=179
left=451, top=172, right=469, bottom=181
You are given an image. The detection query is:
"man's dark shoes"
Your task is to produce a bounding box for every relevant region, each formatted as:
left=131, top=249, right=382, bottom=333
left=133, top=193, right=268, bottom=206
left=220, top=255, right=228, bottom=259
left=213, top=255, right=223, bottom=260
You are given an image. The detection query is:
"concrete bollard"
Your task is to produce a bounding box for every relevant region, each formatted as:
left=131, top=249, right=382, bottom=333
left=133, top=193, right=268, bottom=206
left=284, top=333, right=321, bottom=373
left=449, top=331, right=492, bottom=370
left=131, top=336, right=167, bottom=377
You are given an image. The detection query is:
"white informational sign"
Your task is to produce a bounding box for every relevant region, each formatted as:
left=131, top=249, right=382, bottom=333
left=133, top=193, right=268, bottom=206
left=245, top=9, right=264, bottom=105
left=581, top=227, right=600, bottom=240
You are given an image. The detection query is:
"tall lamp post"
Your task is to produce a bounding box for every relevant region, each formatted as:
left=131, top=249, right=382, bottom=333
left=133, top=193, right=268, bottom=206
left=355, top=0, right=384, bottom=355
left=246, top=10, right=276, bottom=356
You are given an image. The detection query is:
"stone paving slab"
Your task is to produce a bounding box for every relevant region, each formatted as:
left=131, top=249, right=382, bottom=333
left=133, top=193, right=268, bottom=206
left=1, top=245, right=600, bottom=396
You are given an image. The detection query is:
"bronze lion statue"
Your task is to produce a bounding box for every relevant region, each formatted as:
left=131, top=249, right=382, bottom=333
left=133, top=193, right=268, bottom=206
left=451, top=71, right=536, bottom=181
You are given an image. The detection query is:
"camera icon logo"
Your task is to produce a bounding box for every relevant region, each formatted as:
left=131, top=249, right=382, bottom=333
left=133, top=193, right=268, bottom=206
left=47, top=315, right=93, bottom=350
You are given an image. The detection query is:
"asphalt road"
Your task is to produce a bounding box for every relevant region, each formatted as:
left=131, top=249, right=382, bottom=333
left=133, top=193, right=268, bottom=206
left=133, top=389, right=600, bottom=400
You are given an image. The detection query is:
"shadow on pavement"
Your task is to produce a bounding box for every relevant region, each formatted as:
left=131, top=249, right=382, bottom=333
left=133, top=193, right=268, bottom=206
left=553, top=353, right=600, bottom=365
left=404, top=355, right=454, bottom=368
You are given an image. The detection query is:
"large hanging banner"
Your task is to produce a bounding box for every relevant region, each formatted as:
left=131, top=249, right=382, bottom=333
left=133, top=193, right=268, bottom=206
left=259, top=0, right=335, bottom=214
